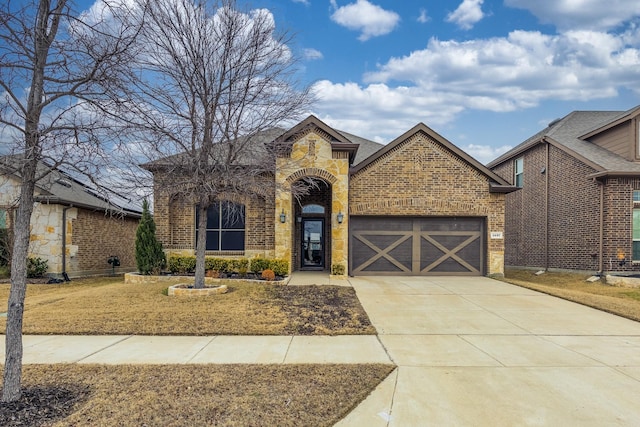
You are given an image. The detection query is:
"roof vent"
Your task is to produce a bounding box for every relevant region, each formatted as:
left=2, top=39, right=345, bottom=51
left=55, top=178, right=72, bottom=188
left=548, top=118, right=562, bottom=128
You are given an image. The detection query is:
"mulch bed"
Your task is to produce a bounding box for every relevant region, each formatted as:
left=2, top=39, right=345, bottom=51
left=0, top=385, right=90, bottom=426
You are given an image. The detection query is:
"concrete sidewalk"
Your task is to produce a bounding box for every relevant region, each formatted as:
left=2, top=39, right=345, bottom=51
left=0, top=334, right=390, bottom=365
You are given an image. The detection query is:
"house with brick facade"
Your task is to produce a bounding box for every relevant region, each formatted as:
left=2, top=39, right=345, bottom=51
left=0, top=156, right=142, bottom=278
left=147, top=115, right=516, bottom=277
left=488, top=105, right=640, bottom=274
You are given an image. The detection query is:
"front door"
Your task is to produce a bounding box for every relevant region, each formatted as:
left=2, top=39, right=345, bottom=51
left=301, top=219, right=324, bottom=269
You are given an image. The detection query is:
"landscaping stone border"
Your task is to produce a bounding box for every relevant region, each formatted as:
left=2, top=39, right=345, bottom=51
left=124, top=272, right=290, bottom=286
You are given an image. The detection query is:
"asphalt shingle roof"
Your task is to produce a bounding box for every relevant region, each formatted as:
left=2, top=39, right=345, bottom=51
left=488, top=106, right=640, bottom=174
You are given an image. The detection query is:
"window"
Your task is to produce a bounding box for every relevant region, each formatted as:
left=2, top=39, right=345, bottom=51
left=195, top=202, right=245, bottom=251
left=302, top=204, right=325, bottom=214
left=514, top=157, right=524, bottom=187
left=0, top=209, right=6, bottom=229
left=634, top=209, right=640, bottom=260
left=634, top=190, right=640, bottom=205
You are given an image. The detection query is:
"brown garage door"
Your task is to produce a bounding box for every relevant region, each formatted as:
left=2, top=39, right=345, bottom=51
left=350, top=217, right=485, bottom=276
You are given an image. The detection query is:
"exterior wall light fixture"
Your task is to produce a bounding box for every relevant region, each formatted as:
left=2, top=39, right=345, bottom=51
left=280, top=209, right=286, bottom=223
left=337, top=211, right=344, bottom=224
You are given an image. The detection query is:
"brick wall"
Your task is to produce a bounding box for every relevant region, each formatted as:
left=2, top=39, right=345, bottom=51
left=153, top=181, right=276, bottom=257
left=70, top=209, right=139, bottom=276
left=350, top=130, right=506, bottom=276
left=493, top=144, right=602, bottom=272
left=602, top=177, right=640, bottom=273
left=548, top=147, right=600, bottom=271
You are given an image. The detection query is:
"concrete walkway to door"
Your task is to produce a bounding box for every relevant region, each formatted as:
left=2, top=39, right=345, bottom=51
left=336, top=276, right=640, bottom=426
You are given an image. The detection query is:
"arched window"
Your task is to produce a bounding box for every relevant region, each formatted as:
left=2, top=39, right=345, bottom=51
left=195, top=201, right=245, bottom=251
left=302, top=204, right=325, bottom=214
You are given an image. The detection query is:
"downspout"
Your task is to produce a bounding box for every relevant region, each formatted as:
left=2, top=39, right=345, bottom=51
left=61, top=206, right=72, bottom=279
left=598, top=180, right=604, bottom=274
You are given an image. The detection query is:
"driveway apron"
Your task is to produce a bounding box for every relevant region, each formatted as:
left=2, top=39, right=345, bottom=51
left=337, top=276, right=640, bottom=427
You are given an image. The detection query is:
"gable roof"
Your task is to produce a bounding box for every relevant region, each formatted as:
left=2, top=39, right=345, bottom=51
left=487, top=106, right=640, bottom=177
left=275, top=115, right=363, bottom=164
left=0, top=155, right=142, bottom=217
left=351, top=122, right=515, bottom=192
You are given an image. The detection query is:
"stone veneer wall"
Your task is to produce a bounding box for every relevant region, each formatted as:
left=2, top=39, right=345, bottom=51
left=350, top=130, right=506, bottom=276
left=275, top=129, right=350, bottom=272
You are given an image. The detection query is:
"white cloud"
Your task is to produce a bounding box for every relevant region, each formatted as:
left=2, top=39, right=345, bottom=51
left=462, top=144, right=513, bottom=164
left=417, top=8, right=430, bottom=24
left=303, top=48, right=323, bottom=60
left=311, top=26, right=640, bottom=144
left=330, top=0, right=400, bottom=41
left=446, top=0, right=485, bottom=30
left=292, top=0, right=310, bottom=5
left=505, top=0, right=639, bottom=31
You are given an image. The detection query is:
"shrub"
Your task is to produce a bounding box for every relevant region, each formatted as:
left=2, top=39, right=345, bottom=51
left=261, top=269, right=275, bottom=281
left=0, top=228, right=10, bottom=267
left=237, top=258, right=249, bottom=277
left=205, top=257, right=229, bottom=273
left=250, top=257, right=270, bottom=274
left=27, top=257, right=48, bottom=278
left=0, top=265, right=9, bottom=279
left=269, top=259, right=289, bottom=277
left=167, top=255, right=196, bottom=274
left=227, top=259, right=240, bottom=273
left=331, top=263, right=346, bottom=275
left=135, top=199, right=166, bottom=275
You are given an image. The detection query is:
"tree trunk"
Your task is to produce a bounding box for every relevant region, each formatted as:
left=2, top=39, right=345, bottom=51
left=2, top=165, right=37, bottom=402
left=194, top=203, right=209, bottom=289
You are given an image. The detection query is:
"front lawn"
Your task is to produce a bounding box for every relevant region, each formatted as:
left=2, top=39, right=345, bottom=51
left=1, top=364, right=395, bottom=426
left=0, top=276, right=376, bottom=335
left=502, top=269, right=640, bottom=322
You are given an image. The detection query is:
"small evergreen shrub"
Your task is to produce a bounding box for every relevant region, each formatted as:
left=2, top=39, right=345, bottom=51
left=27, top=257, right=48, bottom=278
left=205, top=257, right=229, bottom=273
left=167, top=255, right=196, bottom=274
left=331, top=263, right=346, bottom=275
left=0, top=228, right=10, bottom=267
left=269, top=259, right=289, bottom=277
left=250, top=257, right=270, bottom=273
left=135, top=199, right=166, bottom=275
left=261, top=269, right=275, bottom=281
left=167, top=255, right=288, bottom=277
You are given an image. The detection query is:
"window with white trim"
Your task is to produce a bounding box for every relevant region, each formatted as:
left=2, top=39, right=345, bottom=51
left=195, top=201, right=245, bottom=251
left=514, top=157, right=524, bottom=187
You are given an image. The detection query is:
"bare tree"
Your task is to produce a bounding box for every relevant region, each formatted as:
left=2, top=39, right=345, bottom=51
left=0, top=0, right=139, bottom=402
left=122, top=0, right=314, bottom=288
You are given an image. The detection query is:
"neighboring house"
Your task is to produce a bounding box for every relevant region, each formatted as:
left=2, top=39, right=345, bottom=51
left=144, top=115, right=516, bottom=277
left=488, top=105, right=640, bottom=274
left=0, top=156, right=142, bottom=278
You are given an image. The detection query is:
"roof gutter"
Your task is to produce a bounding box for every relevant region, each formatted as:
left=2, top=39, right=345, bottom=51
left=588, top=171, right=640, bottom=180
left=33, top=195, right=142, bottom=219
left=489, top=183, right=520, bottom=193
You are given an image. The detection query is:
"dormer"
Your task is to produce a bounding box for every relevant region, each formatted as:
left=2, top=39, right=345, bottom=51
left=580, top=106, right=640, bottom=162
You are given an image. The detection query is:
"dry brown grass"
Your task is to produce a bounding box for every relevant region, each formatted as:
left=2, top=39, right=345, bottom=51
left=502, top=269, right=640, bottom=321
left=1, top=364, right=395, bottom=426
left=0, top=276, right=375, bottom=335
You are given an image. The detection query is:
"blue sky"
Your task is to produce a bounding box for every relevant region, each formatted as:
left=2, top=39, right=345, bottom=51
left=237, top=0, right=640, bottom=163
left=73, top=0, right=640, bottom=164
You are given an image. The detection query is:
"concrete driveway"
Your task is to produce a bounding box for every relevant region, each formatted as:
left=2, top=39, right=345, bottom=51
left=336, top=276, right=640, bottom=426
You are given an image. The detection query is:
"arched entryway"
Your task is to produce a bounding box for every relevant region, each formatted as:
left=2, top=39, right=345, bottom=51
left=293, top=180, right=332, bottom=271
